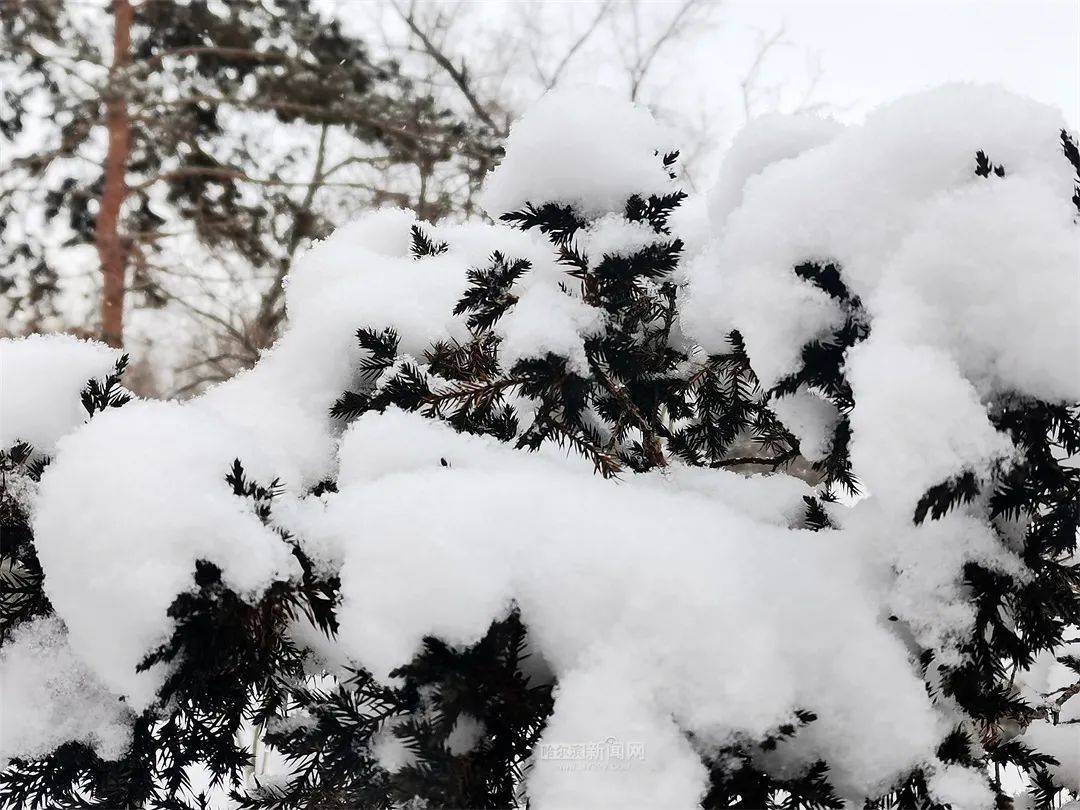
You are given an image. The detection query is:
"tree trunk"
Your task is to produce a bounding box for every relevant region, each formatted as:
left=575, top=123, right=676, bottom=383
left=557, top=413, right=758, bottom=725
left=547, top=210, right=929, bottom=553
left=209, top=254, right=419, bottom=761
left=96, top=0, right=132, bottom=348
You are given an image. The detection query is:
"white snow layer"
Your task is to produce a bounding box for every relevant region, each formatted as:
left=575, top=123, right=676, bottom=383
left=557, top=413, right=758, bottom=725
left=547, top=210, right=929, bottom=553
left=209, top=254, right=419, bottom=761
left=705, top=112, right=844, bottom=230
left=1021, top=722, right=1080, bottom=791
left=12, top=84, right=1079, bottom=807
left=318, top=411, right=946, bottom=801
left=768, top=390, right=838, bottom=462
left=478, top=85, right=679, bottom=218
left=33, top=402, right=301, bottom=709
left=0, top=616, right=132, bottom=765
left=1, top=334, right=120, bottom=455
left=926, top=764, right=996, bottom=810
left=683, top=82, right=1078, bottom=513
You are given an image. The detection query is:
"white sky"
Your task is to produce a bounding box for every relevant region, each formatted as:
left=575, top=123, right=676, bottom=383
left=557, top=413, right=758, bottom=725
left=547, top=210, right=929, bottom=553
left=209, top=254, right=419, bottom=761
left=328, top=0, right=1078, bottom=140
left=716, top=0, right=1078, bottom=126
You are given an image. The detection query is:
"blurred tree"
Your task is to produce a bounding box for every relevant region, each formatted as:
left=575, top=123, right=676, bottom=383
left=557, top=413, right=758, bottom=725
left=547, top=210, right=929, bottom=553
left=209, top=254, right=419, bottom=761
left=373, top=0, right=827, bottom=191
left=0, top=0, right=498, bottom=385
left=379, top=0, right=719, bottom=145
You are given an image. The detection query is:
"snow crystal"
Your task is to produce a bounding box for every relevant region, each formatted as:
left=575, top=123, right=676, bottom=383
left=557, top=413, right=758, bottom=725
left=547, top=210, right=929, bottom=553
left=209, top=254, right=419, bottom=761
left=0, top=334, right=120, bottom=455
left=478, top=86, right=679, bottom=218
left=0, top=616, right=131, bottom=765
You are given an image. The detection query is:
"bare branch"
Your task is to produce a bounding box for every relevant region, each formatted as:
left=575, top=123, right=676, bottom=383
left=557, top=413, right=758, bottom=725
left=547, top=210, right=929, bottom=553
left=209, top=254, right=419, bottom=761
left=125, top=46, right=315, bottom=80
left=710, top=450, right=798, bottom=471
left=739, top=25, right=787, bottom=121
left=541, top=0, right=615, bottom=92
left=626, top=0, right=704, bottom=102
left=129, top=166, right=391, bottom=192
left=391, top=0, right=500, bottom=132
left=131, top=93, right=489, bottom=161
left=252, top=122, right=332, bottom=346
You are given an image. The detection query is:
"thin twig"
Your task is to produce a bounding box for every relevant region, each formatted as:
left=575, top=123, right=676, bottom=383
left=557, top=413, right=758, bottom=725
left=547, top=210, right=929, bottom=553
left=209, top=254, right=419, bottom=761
left=392, top=0, right=499, bottom=132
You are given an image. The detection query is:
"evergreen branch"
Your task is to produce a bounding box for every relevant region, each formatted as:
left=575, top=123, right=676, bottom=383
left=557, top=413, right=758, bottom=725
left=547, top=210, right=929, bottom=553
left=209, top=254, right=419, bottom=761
left=588, top=356, right=667, bottom=469
left=710, top=451, right=798, bottom=471
left=521, top=413, right=623, bottom=478
left=425, top=376, right=527, bottom=414
left=80, top=355, right=132, bottom=416
left=410, top=224, right=448, bottom=259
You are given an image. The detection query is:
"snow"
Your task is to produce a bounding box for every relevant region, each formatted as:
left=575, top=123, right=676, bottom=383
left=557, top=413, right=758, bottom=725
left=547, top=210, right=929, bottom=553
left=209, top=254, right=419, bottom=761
left=579, top=214, right=663, bottom=263
left=769, top=390, right=837, bottom=462
left=1018, top=643, right=1080, bottom=710
left=496, top=282, right=605, bottom=374
left=926, top=764, right=996, bottom=810
left=281, top=207, right=469, bottom=361
left=1021, top=721, right=1080, bottom=791
left=32, top=402, right=299, bottom=708
left=478, top=86, right=679, bottom=218
left=0, top=334, right=120, bottom=455
left=8, top=83, right=1080, bottom=806
left=848, top=505, right=1025, bottom=667
left=683, top=83, right=1077, bottom=396
left=706, top=112, right=843, bottom=230
left=845, top=339, right=1014, bottom=513
left=370, top=723, right=416, bottom=773
left=867, top=175, right=1080, bottom=404
left=0, top=616, right=131, bottom=765
left=685, top=84, right=1075, bottom=521
left=445, top=714, right=484, bottom=755
left=23, top=202, right=608, bottom=717
left=528, top=661, right=709, bottom=809
left=316, top=410, right=946, bottom=800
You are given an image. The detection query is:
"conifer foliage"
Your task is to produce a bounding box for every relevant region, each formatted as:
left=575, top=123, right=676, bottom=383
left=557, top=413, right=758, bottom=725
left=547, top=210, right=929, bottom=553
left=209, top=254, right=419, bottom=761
left=333, top=155, right=814, bottom=484
left=1, top=87, right=1078, bottom=810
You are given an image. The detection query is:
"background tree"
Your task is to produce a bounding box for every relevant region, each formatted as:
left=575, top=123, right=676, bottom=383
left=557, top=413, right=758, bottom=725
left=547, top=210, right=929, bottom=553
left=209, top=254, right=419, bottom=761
left=1, top=0, right=498, bottom=389
left=369, top=0, right=828, bottom=189
left=1, top=0, right=829, bottom=396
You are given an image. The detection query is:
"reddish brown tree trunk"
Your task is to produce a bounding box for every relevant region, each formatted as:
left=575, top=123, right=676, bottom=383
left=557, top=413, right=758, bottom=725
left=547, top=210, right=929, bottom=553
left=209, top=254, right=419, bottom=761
left=96, top=0, right=133, bottom=348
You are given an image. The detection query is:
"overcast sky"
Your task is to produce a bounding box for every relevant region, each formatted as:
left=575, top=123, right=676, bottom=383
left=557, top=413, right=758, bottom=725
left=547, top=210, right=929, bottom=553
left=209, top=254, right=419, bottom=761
left=715, top=0, right=1078, bottom=126
left=329, top=0, right=1078, bottom=144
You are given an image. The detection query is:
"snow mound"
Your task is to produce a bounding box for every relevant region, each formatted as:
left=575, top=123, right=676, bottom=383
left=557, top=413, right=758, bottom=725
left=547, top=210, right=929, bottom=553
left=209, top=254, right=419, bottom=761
left=14, top=82, right=1079, bottom=807
left=479, top=86, right=679, bottom=218
left=314, top=410, right=945, bottom=799
left=0, top=616, right=132, bottom=765
left=33, top=402, right=299, bottom=708
left=683, top=83, right=1078, bottom=513
left=1, top=334, right=120, bottom=454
